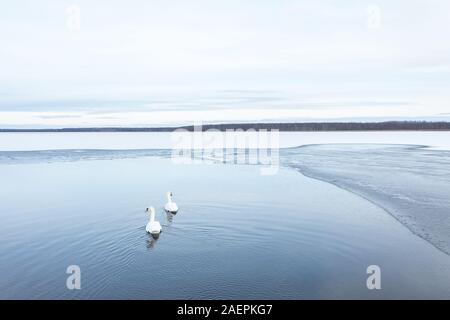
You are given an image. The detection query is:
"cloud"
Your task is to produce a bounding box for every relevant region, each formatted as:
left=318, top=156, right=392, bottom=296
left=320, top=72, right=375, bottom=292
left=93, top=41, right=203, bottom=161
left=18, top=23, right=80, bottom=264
left=0, top=0, right=449, bottom=125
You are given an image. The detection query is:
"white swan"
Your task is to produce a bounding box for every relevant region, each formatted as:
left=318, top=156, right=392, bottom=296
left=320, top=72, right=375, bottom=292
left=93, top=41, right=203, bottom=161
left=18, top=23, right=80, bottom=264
left=164, top=191, right=178, bottom=213
left=145, top=207, right=161, bottom=234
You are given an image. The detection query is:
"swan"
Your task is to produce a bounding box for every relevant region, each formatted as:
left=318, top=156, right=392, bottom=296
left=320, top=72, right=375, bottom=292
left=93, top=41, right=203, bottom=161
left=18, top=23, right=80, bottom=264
left=164, top=191, right=179, bottom=213
left=145, top=207, right=161, bottom=235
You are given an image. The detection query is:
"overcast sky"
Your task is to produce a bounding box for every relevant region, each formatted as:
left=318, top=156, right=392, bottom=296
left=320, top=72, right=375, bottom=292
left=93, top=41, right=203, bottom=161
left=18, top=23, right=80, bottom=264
left=1, top=0, right=449, bottom=127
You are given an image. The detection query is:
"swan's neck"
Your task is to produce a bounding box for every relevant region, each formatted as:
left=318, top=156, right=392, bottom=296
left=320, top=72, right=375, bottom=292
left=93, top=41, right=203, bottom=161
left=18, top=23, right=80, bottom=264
left=167, top=194, right=172, bottom=203
left=149, top=211, right=155, bottom=223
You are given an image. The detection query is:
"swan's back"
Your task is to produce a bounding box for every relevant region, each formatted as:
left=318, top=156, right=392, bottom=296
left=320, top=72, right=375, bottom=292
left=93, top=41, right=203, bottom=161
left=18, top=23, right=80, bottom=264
left=146, top=220, right=161, bottom=234
left=153, top=221, right=162, bottom=230
left=165, top=202, right=178, bottom=213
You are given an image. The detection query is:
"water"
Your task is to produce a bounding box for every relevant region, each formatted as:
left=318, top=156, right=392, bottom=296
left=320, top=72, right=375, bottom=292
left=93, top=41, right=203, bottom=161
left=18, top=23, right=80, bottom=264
left=0, top=152, right=449, bottom=299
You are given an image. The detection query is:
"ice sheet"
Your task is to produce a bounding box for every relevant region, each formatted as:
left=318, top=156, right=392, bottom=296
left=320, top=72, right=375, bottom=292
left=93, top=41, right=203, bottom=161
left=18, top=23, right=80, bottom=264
left=282, top=144, right=450, bottom=255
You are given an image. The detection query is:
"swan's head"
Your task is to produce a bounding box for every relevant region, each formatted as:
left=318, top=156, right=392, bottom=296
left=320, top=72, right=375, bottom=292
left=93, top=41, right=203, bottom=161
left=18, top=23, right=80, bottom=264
left=145, top=207, right=155, bottom=214
left=167, top=191, right=173, bottom=198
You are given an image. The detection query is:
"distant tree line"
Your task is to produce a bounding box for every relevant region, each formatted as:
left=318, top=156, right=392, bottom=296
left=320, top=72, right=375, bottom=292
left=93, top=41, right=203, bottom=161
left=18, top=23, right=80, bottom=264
left=1, top=121, right=450, bottom=132
left=181, top=121, right=450, bottom=131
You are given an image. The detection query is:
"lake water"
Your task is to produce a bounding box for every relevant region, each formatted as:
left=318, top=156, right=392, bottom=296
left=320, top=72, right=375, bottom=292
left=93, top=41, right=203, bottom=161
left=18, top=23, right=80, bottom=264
left=0, top=151, right=449, bottom=299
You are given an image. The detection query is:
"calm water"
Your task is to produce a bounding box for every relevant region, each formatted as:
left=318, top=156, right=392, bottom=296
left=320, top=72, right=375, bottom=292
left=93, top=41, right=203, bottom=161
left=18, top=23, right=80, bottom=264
left=0, top=153, right=449, bottom=299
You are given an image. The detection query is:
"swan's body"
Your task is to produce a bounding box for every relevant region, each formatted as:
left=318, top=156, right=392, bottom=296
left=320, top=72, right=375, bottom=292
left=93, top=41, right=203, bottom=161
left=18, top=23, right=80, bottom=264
left=164, top=192, right=178, bottom=213
left=145, top=207, right=161, bottom=234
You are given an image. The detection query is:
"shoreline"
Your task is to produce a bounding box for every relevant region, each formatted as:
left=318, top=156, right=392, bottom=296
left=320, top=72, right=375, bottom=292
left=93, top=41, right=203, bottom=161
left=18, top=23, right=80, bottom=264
left=297, top=168, right=449, bottom=257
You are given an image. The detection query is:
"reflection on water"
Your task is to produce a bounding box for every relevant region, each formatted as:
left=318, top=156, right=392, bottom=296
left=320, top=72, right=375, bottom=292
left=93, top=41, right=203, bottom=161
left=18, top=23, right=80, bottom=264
left=146, top=234, right=159, bottom=249
left=0, top=154, right=449, bottom=299
left=166, top=211, right=175, bottom=224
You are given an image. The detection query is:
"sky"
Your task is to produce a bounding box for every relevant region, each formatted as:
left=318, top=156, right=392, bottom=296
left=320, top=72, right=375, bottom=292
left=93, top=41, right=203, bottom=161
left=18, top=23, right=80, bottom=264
left=0, top=0, right=450, bottom=127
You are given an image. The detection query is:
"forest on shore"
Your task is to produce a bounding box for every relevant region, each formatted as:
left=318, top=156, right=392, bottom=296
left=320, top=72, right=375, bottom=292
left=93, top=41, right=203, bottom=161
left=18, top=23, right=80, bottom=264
left=2, top=121, right=450, bottom=132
